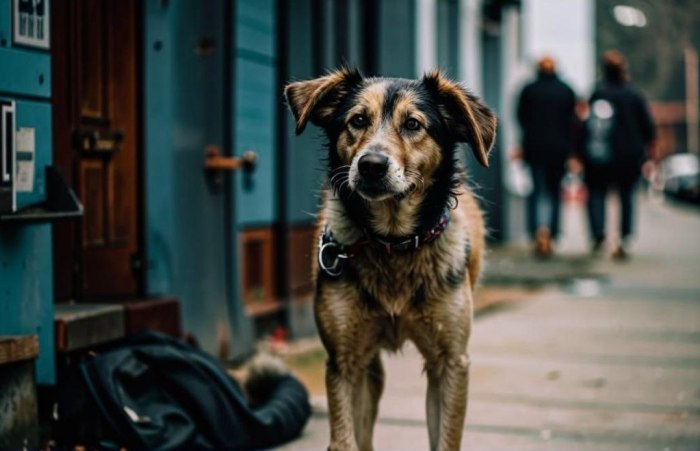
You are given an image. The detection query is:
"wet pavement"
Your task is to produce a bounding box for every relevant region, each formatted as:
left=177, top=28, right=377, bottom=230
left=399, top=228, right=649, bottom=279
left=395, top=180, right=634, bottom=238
left=277, top=196, right=700, bottom=450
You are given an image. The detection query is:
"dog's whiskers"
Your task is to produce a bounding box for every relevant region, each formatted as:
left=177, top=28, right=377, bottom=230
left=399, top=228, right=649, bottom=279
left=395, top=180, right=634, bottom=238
left=338, top=179, right=352, bottom=194
left=330, top=174, right=348, bottom=186
left=330, top=174, right=348, bottom=189
left=331, top=174, right=348, bottom=184
left=404, top=169, right=425, bottom=194
left=329, top=165, right=351, bottom=178
left=330, top=169, right=346, bottom=177
left=329, top=167, right=352, bottom=195
left=330, top=174, right=352, bottom=196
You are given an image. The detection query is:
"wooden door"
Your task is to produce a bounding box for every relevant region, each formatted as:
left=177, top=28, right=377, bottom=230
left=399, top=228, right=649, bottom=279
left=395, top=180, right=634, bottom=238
left=52, top=0, right=141, bottom=300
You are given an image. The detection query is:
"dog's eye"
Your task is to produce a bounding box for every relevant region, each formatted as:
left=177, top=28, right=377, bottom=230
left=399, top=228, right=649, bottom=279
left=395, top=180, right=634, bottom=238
left=404, top=118, right=421, bottom=131
left=350, top=114, right=369, bottom=129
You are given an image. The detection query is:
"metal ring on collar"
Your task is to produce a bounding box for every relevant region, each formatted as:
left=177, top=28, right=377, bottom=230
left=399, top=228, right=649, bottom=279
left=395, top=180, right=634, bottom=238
left=318, top=241, right=348, bottom=277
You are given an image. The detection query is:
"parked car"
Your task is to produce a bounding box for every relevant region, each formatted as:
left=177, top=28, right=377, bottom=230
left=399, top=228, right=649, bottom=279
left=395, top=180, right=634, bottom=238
left=660, top=152, right=700, bottom=205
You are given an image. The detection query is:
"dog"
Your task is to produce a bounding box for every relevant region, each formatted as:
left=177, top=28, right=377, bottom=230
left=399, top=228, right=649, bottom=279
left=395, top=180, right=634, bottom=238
left=284, top=68, right=496, bottom=451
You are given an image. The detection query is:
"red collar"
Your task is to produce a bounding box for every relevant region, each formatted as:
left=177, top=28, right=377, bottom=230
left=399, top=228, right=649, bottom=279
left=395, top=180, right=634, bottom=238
left=318, top=211, right=451, bottom=277
left=364, top=211, right=451, bottom=255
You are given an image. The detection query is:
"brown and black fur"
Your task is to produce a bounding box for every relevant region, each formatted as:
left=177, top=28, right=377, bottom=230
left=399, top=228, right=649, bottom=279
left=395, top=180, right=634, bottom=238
left=285, top=68, right=497, bottom=451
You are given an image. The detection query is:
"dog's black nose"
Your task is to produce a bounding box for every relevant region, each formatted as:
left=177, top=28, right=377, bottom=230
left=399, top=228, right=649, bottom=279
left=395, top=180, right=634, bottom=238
left=358, top=153, right=389, bottom=179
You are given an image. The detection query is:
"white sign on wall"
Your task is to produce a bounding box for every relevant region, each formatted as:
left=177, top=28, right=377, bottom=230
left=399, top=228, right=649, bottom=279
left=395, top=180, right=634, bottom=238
left=15, top=127, right=35, bottom=193
left=13, top=0, right=50, bottom=50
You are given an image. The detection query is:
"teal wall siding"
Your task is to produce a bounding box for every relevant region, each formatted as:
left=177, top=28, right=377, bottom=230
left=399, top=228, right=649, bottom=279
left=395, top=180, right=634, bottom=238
left=0, top=0, right=7, bottom=34
left=234, top=0, right=278, bottom=227
left=284, top=0, right=324, bottom=225
left=0, top=48, right=51, bottom=98
left=233, top=58, right=277, bottom=226
left=0, top=225, right=54, bottom=384
left=236, top=0, right=275, bottom=57
left=143, top=0, right=175, bottom=297
left=0, top=103, right=54, bottom=386
left=144, top=0, right=229, bottom=346
left=144, top=0, right=253, bottom=359
left=437, top=0, right=460, bottom=79
left=474, top=29, right=505, bottom=241
left=378, top=0, right=416, bottom=77
left=0, top=0, right=54, bottom=384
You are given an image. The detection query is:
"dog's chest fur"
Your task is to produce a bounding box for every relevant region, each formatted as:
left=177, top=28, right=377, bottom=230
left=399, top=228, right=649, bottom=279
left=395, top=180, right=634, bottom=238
left=352, top=229, right=468, bottom=317
left=320, top=196, right=473, bottom=350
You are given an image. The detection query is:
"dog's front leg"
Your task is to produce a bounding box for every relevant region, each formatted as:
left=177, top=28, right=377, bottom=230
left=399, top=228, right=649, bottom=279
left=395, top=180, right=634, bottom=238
left=325, top=346, right=384, bottom=451
left=325, top=350, right=383, bottom=451
left=436, top=353, right=470, bottom=451
left=353, top=353, right=384, bottom=451
left=426, top=368, right=441, bottom=451
left=415, top=295, right=472, bottom=451
left=317, top=283, right=381, bottom=451
left=423, top=352, right=469, bottom=451
left=325, top=360, right=360, bottom=451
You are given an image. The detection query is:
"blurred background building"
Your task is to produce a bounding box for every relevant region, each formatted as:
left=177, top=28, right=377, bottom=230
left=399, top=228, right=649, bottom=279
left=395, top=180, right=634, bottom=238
left=0, top=3, right=698, bottom=441
left=597, top=0, right=700, bottom=160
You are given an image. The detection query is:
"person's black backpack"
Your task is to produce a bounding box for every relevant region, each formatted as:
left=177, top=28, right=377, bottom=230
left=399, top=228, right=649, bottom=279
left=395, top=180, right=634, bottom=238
left=54, top=331, right=311, bottom=450
left=585, top=97, right=616, bottom=165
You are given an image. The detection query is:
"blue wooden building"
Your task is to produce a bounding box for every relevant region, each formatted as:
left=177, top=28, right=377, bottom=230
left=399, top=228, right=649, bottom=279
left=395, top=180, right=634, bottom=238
left=0, top=0, right=519, bottom=444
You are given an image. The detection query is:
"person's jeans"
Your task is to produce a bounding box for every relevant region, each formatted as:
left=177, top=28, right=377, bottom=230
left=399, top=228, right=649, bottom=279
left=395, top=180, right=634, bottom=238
left=527, top=164, right=564, bottom=239
left=586, top=166, right=638, bottom=241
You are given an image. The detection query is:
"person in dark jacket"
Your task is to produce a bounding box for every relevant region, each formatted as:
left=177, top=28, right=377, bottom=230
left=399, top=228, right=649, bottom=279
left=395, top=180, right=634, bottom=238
left=583, top=50, right=655, bottom=259
left=517, top=56, right=577, bottom=257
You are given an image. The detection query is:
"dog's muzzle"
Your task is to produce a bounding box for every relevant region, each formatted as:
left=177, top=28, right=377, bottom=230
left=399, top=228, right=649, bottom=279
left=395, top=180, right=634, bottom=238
left=356, top=152, right=390, bottom=197
left=358, top=152, right=388, bottom=181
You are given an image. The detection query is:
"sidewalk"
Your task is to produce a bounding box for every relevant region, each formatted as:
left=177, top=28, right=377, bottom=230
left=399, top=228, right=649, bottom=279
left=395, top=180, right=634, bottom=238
left=277, top=197, right=700, bottom=450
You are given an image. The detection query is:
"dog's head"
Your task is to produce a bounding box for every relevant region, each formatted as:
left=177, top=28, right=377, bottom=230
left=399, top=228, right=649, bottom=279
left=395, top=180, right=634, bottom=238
left=285, top=68, right=496, bottom=204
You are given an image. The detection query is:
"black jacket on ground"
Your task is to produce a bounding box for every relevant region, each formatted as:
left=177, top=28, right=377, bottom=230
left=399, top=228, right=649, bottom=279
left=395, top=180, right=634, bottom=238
left=586, top=81, right=655, bottom=175
left=517, top=73, right=576, bottom=167
left=55, top=332, right=311, bottom=450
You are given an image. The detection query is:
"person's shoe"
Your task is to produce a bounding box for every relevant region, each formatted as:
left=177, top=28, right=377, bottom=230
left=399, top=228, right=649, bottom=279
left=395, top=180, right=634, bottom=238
left=611, top=244, right=629, bottom=261
left=534, top=227, right=553, bottom=258
left=591, top=236, right=605, bottom=255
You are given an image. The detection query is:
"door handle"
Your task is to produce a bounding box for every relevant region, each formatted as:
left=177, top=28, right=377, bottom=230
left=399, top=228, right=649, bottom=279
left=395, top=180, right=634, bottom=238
left=204, top=145, right=257, bottom=172
left=73, top=129, right=125, bottom=154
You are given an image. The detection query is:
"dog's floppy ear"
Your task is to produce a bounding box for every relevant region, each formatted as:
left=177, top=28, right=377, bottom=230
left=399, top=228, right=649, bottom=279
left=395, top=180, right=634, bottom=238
left=284, top=67, right=363, bottom=135
left=422, top=70, right=497, bottom=168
